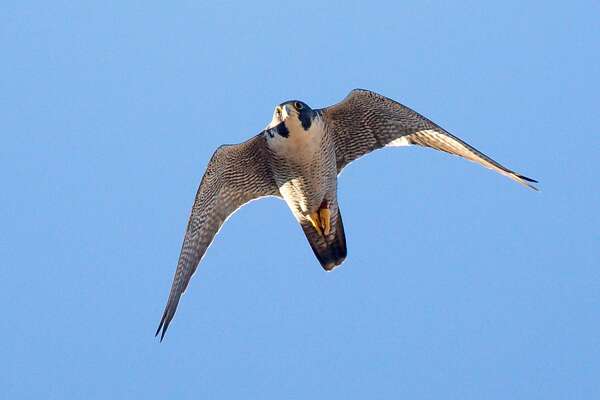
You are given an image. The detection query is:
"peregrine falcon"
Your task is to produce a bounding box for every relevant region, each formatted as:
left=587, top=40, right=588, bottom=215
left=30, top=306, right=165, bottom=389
left=156, top=89, right=538, bottom=340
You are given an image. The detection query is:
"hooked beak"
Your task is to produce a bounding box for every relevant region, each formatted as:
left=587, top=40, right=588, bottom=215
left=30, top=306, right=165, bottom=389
left=267, top=105, right=291, bottom=128
left=282, top=104, right=297, bottom=118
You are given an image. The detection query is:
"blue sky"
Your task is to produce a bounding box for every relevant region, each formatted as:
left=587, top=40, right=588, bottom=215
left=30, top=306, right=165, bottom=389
left=2, top=1, right=599, bottom=398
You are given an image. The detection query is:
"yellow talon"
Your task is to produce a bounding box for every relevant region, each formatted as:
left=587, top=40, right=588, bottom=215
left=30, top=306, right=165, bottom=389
left=319, top=208, right=331, bottom=235
left=307, top=203, right=332, bottom=236
left=308, top=212, right=322, bottom=236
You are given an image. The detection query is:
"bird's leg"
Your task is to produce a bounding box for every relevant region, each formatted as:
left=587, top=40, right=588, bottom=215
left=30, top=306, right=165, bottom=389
left=307, top=199, right=331, bottom=236
left=307, top=212, right=322, bottom=236
left=319, top=206, right=331, bottom=236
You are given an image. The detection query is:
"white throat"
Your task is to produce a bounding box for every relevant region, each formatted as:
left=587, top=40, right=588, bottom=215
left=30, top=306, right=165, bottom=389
left=267, top=115, right=324, bottom=161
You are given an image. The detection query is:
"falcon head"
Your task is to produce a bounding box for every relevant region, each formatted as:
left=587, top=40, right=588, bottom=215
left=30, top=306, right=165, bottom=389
left=266, top=100, right=316, bottom=137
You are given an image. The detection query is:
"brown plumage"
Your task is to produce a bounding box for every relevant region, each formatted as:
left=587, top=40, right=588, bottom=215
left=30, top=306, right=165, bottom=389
left=324, top=89, right=538, bottom=189
left=156, top=89, right=538, bottom=341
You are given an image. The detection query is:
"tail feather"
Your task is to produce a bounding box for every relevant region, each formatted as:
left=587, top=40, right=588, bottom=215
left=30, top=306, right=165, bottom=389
left=301, top=210, right=347, bottom=271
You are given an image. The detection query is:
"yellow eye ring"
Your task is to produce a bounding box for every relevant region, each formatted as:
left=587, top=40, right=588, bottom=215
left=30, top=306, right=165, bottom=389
left=294, top=102, right=303, bottom=110
left=276, top=107, right=282, bottom=117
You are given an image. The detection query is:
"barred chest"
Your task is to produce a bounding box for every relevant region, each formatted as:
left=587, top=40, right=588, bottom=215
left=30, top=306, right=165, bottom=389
left=267, top=119, right=337, bottom=214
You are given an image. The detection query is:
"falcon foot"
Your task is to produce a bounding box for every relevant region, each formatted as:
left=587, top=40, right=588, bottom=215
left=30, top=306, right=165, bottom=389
left=307, top=202, right=331, bottom=236
left=319, top=208, right=331, bottom=235
left=307, top=212, right=322, bottom=236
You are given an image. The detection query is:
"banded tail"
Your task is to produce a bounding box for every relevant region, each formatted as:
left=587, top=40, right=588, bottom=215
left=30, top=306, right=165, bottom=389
left=301, top=209, right=347, bottom=271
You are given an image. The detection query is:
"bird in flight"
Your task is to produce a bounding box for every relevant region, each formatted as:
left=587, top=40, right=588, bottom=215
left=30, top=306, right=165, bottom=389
left=156, top=89, right=538, bottom=340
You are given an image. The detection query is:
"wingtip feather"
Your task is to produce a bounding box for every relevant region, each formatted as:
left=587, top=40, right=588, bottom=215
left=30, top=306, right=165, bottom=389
left=155, top=319, right=165, bottom=342
left=518, top=174, right=538, bottom=184
left=155, top=307, right=172, bottom=342
left=514, top=173, right=539, bottom=191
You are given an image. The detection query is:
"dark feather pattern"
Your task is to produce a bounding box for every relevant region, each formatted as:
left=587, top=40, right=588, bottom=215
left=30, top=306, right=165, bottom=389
left=321, top=89, right=538, bottom=190
left=300, top=209, right=347, bottom=271
left=156, top=88, right=539, bottom=341
left=156, top=134, right=280, bottom=341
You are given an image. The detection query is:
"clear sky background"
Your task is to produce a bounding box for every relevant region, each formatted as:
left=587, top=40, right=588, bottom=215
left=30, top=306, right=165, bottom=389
left=2, top=1, right=599, bottom=399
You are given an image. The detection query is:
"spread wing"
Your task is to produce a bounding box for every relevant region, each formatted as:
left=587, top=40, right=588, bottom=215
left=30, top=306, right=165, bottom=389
left=156, top=133, right=280, bottom=341
left=320, top=89, right=538, bottom=190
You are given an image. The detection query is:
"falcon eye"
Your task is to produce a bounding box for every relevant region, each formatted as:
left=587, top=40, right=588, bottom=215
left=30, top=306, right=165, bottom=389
left=276, top=107, right=282, bottom=118
left=294, top=102, right=303, bottom=110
